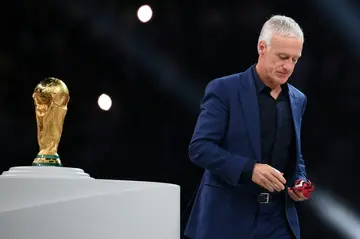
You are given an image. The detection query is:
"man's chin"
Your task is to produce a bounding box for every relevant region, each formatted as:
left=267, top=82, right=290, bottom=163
left=276, top=76, right=289, bottom=85
left=268, top=75, right=289, bottom=87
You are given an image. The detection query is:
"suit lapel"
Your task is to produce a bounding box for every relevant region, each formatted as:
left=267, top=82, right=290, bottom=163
left=288, top=86, right=301, bottom=147
left=238, top=69, right=261, bottom=162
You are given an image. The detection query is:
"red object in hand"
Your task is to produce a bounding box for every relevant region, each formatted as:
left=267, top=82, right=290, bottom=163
left=293, top=179, right=315, bottom=199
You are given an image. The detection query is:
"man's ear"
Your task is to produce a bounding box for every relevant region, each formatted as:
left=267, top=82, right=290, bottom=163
left=258, top=41, right=267, bottom=55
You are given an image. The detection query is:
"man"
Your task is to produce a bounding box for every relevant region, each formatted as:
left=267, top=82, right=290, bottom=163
left=184, top=15, right=313, bottom=239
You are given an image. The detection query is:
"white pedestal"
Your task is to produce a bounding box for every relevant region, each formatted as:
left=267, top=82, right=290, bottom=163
left=0, top=167, right=180, bottom=239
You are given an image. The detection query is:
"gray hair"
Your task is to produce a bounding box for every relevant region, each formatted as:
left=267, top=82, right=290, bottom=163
left=258, top=15, right=304, bottom=47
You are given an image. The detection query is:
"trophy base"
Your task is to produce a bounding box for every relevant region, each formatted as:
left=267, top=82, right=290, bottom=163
left=0, top=166, right=92, bottom=179
left=32, top=162, right=63, bottom=167
left=0, top=175, right=180, bottom=239
left=33, top=155, right=62, bottom=167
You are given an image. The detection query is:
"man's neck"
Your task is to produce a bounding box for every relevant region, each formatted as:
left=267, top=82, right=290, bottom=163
left=255, top=63, right=281, bottom=91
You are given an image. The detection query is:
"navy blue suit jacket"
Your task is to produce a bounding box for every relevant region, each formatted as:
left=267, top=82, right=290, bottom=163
left=184, top=66, right=308, bottom=239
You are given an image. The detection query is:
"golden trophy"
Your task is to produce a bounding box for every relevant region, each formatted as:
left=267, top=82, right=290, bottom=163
left=32, top=77, right=70, bottom=167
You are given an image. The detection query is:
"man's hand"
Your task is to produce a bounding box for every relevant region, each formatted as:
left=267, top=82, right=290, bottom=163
left=287, top=179, right=315, bottom=201
left=287, top=187, right=307, bottom=201
left=251, top=163, right=286, bottom=192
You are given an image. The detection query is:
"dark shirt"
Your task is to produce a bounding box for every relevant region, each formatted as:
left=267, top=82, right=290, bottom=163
left=239, top=65, right=294, bottom=183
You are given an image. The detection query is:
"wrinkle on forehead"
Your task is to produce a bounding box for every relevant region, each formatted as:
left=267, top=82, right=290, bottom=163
left=269, top=35, right=303, bottom=58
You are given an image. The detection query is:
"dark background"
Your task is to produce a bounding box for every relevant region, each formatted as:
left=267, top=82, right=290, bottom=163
left=1, top=1, right=359, bottom=238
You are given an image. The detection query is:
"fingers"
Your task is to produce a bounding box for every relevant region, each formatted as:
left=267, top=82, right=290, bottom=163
left=287, top=188, right=301, bottom=201
left=257, top=177, right=275, bottom=192
left=263, top=173, right=285, bottom=191
left=260, top=181, right=275, bottom=192
left=252, top=164, right=286, bottom=192
left=293, top=189, right=307, bottom=200
left=264, top=166, right=286, bottom=192
left=269, top=168, right=287, bottom=185
left=287, top=187, right=307, bottom=201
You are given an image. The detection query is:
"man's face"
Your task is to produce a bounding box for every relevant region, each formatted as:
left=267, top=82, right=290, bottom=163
left=259, top=34, right=303, bottom=85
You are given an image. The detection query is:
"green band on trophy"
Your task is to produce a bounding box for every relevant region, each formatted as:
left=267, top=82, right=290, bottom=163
left=36, top=154, right=60, bottom=159
left=32, top=161, right=63, bottom=167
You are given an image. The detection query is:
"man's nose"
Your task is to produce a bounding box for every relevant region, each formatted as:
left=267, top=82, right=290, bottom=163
left=282, top=62, right=294, bottom=72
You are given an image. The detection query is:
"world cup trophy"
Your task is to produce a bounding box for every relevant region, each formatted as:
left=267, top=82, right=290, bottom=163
left=32, top=77, right=70, bottom=167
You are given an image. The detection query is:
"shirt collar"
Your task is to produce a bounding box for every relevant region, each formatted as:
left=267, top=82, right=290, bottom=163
left=252, top=64, right=266, bottom=93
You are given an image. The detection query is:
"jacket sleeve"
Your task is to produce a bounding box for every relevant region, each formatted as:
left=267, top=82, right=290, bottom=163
left=188, top=79, right=253, bottom=186
left=296, top=95, right=308, bottom=182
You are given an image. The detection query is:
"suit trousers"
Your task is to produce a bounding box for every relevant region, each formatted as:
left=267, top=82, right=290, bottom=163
left=249, top=195, right=295, bottom=239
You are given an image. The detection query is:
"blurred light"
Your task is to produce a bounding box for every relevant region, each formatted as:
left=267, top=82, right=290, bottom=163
left=137, top=5, right=153, bottom=23
left=98, top=93, right=112, bottom=111
left=310, top=188, right=360, bottom=238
